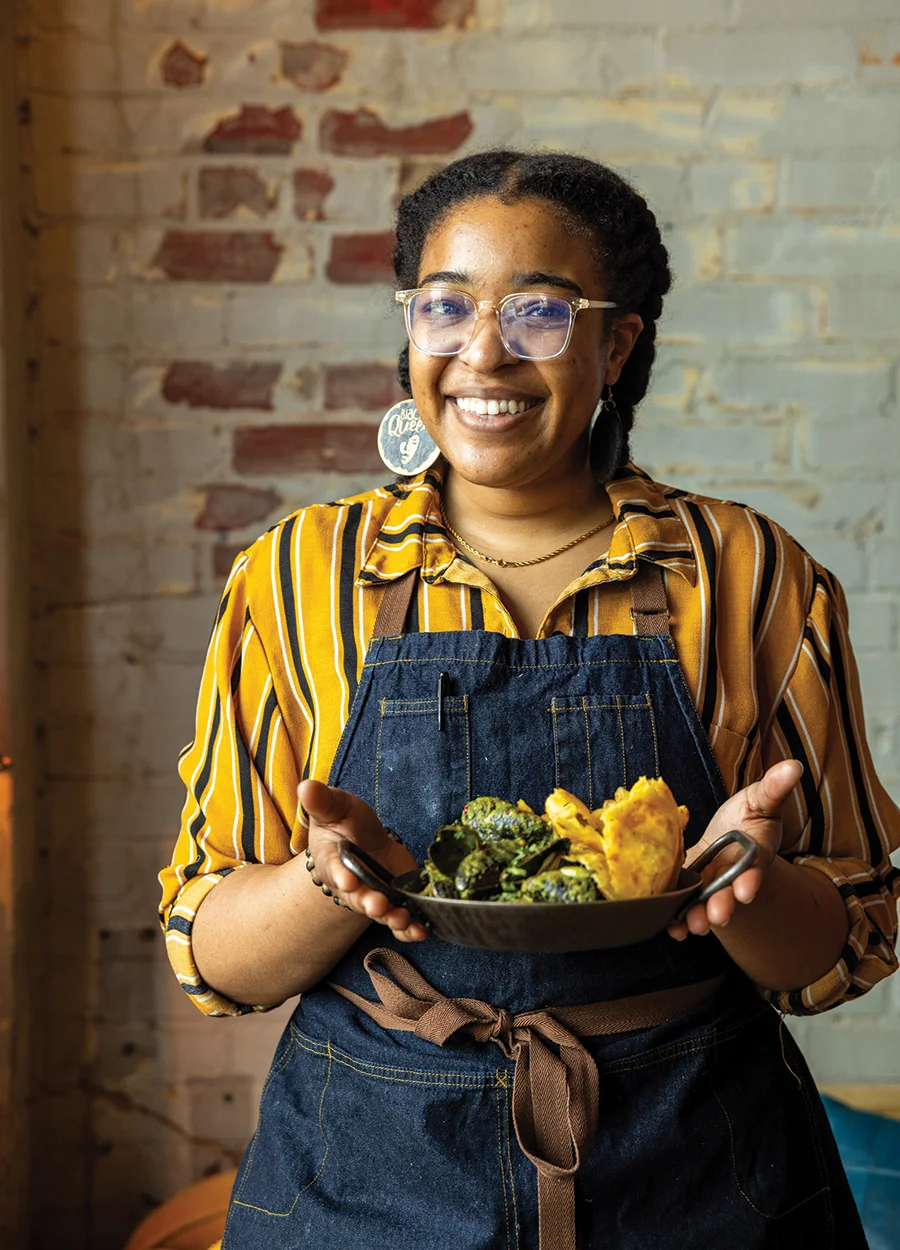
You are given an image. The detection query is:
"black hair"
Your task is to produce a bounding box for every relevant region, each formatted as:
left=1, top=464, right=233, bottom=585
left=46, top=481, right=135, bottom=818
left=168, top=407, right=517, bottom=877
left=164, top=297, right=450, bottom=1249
left=392, top=150, right=672, bottom=473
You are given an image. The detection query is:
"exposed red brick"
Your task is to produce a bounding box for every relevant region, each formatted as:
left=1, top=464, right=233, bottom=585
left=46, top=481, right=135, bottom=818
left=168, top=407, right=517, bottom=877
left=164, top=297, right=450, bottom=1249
left=280, top=40, right=348, bottom=90
left=316, top=0, right=474, bottom=30
left=197, top=484, right=282, bottom=531
left=153, top=231, right=284, bottom=282
left=202, top=106, right=303, bottom=155
left=326, top=232, right=395, bottom=284
left=162, top=361, right=282, bottom=411
left=199, top=167, right=276, bottom=219
left=213, top=543, right=245, bottom=579
left=234, top=424, right=383, bottom=475
left=161, top=40, right=208, bottom=88
left=321, top=107, right=473, bottom=157
left=324, top=363, right=403, bottom=411
left=292, top=168, right=335, bottom=221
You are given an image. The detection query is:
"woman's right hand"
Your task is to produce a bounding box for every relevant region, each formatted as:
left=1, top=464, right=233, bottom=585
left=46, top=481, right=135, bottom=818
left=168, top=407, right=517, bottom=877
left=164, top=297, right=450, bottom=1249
left=299, top=779, right=429, bottom=943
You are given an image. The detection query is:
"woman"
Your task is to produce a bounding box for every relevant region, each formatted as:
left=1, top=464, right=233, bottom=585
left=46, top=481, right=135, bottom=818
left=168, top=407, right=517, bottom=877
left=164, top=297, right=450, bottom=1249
left=160, top=152, right=900, bottom=1249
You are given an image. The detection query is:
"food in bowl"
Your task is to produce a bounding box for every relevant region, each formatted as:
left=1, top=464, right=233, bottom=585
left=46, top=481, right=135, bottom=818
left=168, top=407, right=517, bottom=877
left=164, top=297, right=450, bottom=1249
left=418, top=777, right=688, bottom=904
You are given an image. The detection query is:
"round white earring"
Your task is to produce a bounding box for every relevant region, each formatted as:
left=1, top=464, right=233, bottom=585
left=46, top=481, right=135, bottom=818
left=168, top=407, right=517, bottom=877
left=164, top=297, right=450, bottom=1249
left=377, top=399, right=441, bottom=475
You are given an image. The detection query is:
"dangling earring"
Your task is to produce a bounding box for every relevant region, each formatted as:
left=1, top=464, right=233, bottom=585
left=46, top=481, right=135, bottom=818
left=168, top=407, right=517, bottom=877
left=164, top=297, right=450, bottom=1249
left=377, top=398, right=441, bottom=475
left=589, top=386, right=625, bottom=486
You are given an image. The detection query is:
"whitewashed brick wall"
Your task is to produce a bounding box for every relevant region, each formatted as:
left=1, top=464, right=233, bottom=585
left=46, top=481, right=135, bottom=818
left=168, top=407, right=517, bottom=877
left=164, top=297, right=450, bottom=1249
left=11, top=0, right=900, bottom=1244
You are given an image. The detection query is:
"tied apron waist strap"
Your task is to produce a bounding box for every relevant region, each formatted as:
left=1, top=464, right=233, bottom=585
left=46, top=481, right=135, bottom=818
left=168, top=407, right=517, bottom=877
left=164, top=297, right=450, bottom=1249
left=329, top=950, right=725, bottom=1250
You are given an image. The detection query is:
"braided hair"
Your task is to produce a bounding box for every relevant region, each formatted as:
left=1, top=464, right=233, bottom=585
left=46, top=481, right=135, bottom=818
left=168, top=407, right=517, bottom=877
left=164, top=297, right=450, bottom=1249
left=393, top=151, right=672, bottom=473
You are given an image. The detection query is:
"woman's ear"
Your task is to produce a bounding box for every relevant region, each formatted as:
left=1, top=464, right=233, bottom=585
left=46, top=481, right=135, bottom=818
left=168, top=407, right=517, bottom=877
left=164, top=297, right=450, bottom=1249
left=603, top=314, right=644, bottom=386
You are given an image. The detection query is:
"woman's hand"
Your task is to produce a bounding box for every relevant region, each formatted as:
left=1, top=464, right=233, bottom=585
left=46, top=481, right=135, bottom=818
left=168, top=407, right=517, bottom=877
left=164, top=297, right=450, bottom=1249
left=667, top=759, right=804, bottom=941
left=300, top=779, right=429, bottom=943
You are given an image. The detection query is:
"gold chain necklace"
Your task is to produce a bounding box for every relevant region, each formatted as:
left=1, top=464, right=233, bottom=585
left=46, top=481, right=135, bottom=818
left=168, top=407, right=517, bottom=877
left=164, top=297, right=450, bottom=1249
left=438, top=495, right=614, bottom=569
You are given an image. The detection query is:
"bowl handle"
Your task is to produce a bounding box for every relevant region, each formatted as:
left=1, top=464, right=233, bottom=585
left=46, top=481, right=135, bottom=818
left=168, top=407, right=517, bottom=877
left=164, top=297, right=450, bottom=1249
left=672, top=829, right=758, bottom=924
left=337, top=839, right=430, bottom=928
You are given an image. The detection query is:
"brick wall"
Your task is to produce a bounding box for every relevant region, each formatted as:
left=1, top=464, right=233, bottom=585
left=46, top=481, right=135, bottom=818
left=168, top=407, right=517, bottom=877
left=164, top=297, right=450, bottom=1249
left=11, top=0, right=900, bottom=1245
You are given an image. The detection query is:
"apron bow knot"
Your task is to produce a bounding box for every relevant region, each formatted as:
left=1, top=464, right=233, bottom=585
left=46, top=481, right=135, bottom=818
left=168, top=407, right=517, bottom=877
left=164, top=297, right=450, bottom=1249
left=488, top=1007, right=515, bottom=1048
left=330, top=949, right=723, bottom=1250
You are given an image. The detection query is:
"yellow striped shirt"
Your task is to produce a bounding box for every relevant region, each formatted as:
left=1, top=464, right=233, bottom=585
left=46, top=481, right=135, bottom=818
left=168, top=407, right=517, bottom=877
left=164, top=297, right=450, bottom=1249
left=160, top=462, right=900, bottom=1018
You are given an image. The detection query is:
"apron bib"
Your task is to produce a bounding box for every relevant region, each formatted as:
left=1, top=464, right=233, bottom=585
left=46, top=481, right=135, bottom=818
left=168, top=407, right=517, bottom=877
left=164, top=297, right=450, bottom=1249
left=223, top=565, right=866, bottom=1250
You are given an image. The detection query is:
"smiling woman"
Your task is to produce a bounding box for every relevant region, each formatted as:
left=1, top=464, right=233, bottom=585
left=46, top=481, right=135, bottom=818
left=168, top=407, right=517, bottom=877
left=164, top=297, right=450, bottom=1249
left=159, top=151, right=899, bottom=1250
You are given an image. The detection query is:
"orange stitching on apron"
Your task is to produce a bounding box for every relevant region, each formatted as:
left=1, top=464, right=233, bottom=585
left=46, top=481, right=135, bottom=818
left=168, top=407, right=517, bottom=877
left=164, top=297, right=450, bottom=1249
left=233, top=1032, right=296, bottom=1207
left=291, top=1030, right=491, bottom=1086
left=502, top=1080, right=521, bottom=1250
left=496, top=1084, right=512, bottom=1250
left=234, top=1039, right=332, bottom=1217
left=581, top=697, right=594, bottom=810
left=375, top=698, right=386, bottom=821
left=615, top=695, right=628, bottom=789
left=646, top=691, right=661, bottom=777
left=708, top=1079, right=831, bottom=1220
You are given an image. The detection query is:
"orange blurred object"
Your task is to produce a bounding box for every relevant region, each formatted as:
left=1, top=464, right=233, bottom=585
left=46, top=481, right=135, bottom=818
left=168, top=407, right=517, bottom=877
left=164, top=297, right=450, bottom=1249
left=122, top=1169, right=236, bottom=1250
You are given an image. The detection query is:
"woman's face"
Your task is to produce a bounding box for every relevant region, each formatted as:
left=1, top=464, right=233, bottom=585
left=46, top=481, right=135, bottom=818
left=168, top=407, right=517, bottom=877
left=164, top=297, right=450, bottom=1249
left=408, top=195, right=642, bottom=491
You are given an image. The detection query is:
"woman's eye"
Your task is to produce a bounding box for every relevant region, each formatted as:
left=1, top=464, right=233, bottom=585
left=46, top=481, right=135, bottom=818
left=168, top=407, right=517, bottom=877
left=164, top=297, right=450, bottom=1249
left=423, top=297, right=467, bottom=318
left=517, top=299, right=567, bottom=322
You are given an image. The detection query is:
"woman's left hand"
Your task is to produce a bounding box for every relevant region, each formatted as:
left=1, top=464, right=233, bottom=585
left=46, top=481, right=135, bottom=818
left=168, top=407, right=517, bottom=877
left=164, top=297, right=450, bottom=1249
left=667, top=759, right=804, bottom=941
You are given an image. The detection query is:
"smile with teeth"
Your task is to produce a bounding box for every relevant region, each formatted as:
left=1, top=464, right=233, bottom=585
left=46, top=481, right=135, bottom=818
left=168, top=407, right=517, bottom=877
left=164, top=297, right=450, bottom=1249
left=454, top=396, right=541, bottom=416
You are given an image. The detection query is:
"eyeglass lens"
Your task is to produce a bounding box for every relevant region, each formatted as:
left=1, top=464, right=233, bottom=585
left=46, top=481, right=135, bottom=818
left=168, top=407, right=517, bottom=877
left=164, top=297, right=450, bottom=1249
left=407, top=289, right=574, bottom=360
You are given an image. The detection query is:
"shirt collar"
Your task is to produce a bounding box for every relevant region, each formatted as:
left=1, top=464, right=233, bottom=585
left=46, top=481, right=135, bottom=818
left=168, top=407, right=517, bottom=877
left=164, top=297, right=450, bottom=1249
left=358, top=461, right=457, bottom=586
left=358, top=460, right=697, bottom=587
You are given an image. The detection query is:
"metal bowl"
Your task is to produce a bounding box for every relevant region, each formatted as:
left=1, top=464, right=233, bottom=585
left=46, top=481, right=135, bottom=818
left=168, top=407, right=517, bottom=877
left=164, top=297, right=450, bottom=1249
left=337, top=829, right=757, bottom=954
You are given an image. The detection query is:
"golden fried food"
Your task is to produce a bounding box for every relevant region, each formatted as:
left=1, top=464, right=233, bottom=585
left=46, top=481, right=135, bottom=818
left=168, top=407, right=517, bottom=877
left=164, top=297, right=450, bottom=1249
left=545, top=777, right=688, bottom=900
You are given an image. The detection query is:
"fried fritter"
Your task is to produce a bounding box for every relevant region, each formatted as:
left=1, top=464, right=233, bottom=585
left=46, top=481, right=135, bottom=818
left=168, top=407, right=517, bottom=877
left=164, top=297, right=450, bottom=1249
left=545, top=778, right=687, bottom=900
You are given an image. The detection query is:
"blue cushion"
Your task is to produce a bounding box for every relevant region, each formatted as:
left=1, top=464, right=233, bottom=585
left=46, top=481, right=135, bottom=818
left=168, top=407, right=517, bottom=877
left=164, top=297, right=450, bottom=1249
left=822, top=1095, right=900, bottom=1250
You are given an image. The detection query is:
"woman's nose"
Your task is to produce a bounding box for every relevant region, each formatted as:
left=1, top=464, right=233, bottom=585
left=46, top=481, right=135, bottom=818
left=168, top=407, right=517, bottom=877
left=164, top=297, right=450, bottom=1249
left=456, top=310, right=516, bottom=372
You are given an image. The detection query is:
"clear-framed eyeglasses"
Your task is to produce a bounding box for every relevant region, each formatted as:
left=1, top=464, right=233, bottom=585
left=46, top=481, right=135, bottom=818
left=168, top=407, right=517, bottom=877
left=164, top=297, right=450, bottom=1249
left=394, top=287, right=618, bottom=362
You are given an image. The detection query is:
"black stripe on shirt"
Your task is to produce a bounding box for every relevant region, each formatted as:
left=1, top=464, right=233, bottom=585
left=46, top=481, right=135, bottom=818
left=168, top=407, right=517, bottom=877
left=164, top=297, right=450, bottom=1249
left=338, top=503, right=363, bottom=704
left=573, top=588, right=590, bottom=638
left=185, top=690, right=223, bottom=871
left=752, top=513, right=777, bottom=645
left=254, top=685, right=278, bottom=779
left=182, top=980, right=211, bottom=996
left=617, top=501, right=678, bottom=522
left=803, top=622, right=832, bottom=688
left=230, top=618, right=258, bottom=864
left=686, top=502, right=719, bottom=731
left=775, top=701, right=825, bottom=855
left=376, top=521, right=445, bottom=546
left=406, top=581, right=420, bottom=634
left=468, top=586, right=484, bottom=631
left=277, top=517, right=317, bottom=785
left=829, top=616, right=884, bottom=868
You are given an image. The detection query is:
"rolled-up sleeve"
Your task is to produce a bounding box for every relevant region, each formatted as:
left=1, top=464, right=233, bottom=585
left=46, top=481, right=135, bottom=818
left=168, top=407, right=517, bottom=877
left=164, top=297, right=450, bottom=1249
left=764, top=565, right=900, bottom=1015
left=159, top=553, right=308, bottom=1017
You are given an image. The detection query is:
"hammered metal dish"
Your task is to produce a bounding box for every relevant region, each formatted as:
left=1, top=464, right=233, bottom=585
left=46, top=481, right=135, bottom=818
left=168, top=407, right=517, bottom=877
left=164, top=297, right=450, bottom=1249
left=338, top=829, right=756, bottom=954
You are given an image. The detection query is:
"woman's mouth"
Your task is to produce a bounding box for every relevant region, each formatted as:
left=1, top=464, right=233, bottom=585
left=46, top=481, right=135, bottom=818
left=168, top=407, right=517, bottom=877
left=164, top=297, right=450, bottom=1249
left=451, top=396, right=542, bottom=417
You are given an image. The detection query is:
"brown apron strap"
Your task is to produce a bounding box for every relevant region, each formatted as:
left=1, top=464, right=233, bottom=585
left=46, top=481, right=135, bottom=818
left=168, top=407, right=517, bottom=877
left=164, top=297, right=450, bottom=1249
left=371, top=569, right=419, bottom=638
left=630, top=561, right=669, bottom=635
left=330, top=950, right=724, bottom=1250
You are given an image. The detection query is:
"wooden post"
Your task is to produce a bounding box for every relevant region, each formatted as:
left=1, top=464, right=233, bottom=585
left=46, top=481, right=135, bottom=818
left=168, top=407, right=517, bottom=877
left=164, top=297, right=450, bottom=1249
left=0, top=5, right=33, bottom=1246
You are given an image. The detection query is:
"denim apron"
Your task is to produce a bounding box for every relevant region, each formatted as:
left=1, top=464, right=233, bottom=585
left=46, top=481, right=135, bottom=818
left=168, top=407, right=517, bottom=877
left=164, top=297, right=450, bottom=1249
left=222, top=564, right=865, bottom=1250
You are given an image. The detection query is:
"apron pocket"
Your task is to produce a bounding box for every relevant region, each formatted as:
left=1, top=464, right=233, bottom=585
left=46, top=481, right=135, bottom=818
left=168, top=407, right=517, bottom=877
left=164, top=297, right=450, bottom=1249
left=707, top=1012, right=833, bottom=1230
left=550, top=692, right=661, bottom=808
left=375, top=694, right=471, bottom=837
left=230, top=1028, right=332, bottom=1219
left=233, top=1026, right=516, bottom=1249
